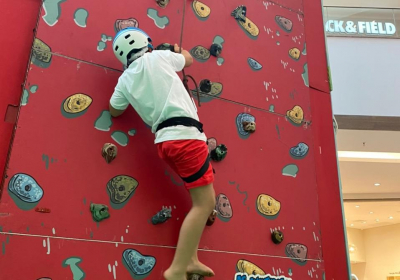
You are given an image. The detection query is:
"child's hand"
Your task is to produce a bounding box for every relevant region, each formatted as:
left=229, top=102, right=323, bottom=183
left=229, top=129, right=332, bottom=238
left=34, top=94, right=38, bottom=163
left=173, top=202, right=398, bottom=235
left=174, top=44, right=183, bottom=53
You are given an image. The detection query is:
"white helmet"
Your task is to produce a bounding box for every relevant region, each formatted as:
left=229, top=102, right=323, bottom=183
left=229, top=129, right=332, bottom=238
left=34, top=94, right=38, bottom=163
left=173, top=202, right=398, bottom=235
left=112, top=27, right=154, bottom=66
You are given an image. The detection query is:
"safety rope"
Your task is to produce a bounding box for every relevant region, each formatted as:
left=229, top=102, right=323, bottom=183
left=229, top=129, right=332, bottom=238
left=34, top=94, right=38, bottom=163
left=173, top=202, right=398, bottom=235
left=178, top=0, right=201, bottom=107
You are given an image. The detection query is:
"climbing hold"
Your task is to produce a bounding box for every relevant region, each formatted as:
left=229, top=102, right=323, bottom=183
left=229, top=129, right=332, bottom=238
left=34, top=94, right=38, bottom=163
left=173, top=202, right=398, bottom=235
left=155, top=43, right=174, bottom=51
left=190, top=46, right=211, bottom=63
left=256, top=194, right=281, bottom=217
left=271, top=230, right=284, bottom=244
left=236, top=260, right=265, bottom=275
left=210, top=144, right=227, bottom=162
left=122, top=249, right=156, bottom=276
left=206, top=210, right=217, bottom=226
left=199, top=79, right=212, bottom=93
left=231, top=5, right=259, bottom=39
left=90, top=203, right=110, bottom=222
left=242, top=121, right=256, bottom=133
left=156, top=0, right=169, bottom=9
left=102, top=143, right=118, bottom=164
left=188, top=274, right=204, bottom=280
left=152, top=206, right=172, bottom=225
left=289, top=47, right=301, bottom=61
left=207, top=137, right=217, bottom=153
left=8, top=173, right=44, bottom=203
left=32, top=38, right=52, bottom=68
left=107, top=175, right=138, bottom=205
left=285, top=243, right=308, bottom=263
left=289, top=142, right=309, bottom=159
left=275, top=15, right=293, bottom=33
left=192, top=0, right=211, bottom=20
left=62, top=93, right=92, bottom=115
left=114, top=18, right=139, bottom=33
left=35, top=207, right=51, bottom=213
left=286, top=105, right=304, bottom=125
left=215, top=194, right=233, bottom=220
left=231, top=5, right=247, bottom=22
left=210, top=44, right=222, bottom=57
left=247, top=58, right=262, bottom=71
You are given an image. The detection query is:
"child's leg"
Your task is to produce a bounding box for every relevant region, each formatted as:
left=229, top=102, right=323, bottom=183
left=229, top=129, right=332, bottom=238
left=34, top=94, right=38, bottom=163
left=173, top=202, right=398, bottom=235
left=164, top=183, right=216, bottom=280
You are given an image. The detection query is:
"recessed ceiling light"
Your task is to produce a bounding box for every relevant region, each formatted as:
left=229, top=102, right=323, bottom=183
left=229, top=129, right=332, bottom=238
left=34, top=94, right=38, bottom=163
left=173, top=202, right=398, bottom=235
left=389, top=216, right=394, bottom=219
left=374, top=183, right=381, bottom=186
left=376, top=219, right=380, bottom=222
left=362, top=221, right=367, bottom=224
left=355, top=205, right=360, bottom=208
left=350, top=224, right=354, bottom=226
left=370, top=212, right=374, bottom=214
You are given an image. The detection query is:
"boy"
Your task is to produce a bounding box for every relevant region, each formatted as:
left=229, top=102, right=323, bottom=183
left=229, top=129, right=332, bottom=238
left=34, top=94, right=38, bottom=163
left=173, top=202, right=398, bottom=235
left=109, top=27, right=216, bottom=280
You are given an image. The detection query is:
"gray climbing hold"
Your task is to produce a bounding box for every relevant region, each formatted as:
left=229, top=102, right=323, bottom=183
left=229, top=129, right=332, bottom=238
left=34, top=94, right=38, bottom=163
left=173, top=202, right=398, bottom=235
left=74, top=8, right=89, bottom=28
left=94, top=110, right=113, bottom=131
left=151, top=206, right=172, bottom=225
left=282, top=164, right=299, bottom=178
left=269, top=105, right=275, bottom=112
left=29, top=85, right=39, bottom=93
left=42, top=0, right=67, bottom=26
left=97, top=41, right=107, bottom=52
left=111, top=131, right=129, bottom=146
left=21, top=89, right=29, bottom=106
left=147, top=8, right=169, bottom=29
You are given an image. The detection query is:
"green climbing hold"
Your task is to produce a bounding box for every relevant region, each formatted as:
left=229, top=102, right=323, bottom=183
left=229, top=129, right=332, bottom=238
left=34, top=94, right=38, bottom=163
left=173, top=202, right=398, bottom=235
left=210, top=144, right=228, bottom=162
left=90, top=203, right=110, bottom=222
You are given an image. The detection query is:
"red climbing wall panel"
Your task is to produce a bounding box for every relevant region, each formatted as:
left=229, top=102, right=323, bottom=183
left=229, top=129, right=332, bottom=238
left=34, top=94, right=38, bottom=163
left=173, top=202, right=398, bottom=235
left=0, top=0, right=349, bottom=279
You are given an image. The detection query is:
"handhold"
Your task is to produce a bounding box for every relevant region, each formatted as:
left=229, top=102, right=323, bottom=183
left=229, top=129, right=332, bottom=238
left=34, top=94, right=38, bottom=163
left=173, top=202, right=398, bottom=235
left=107, top=175, right=138, bottom=205
left=236, top=260, right=265, bottom=276
left=190, top=46, right=211, bottom=62
left=156, top=0, right=169, bottom=9
left=210, top=43, right=222, bottom=57
left=102, top=143, right=118, bottom=163
left=257, top=194, right=281, bottom=217
left=114, top=18, right=139, bottom=33
left=199, top=79, right=212, bottom=93
left=231, top=5, right=247, bottom=22
left=215, top=194, right=233, bottom=219
left=286, top=243, right=308, bottom=263
left=289, top=142, right=309, bottom=159
left=192, top=0, right=211, bottom=20
left=155, top=43, right=174, bottom=52
left=206, top=210, right=217, bottom=226
left=210, top=144, right=227, bottom=162
left=8, top=173, right=44, bottom=203
left=152, top=206, right=172, bottom=225
left=188, top=274, right=204, bottom=280
left=271, top=230, right=284, bottom=244
left=35, top=207, right=51, bottom=213
left=90, top=203, right=110, bottom=222
left=242, top=121, right=256, bottom=133
left=123, top=249, right=156, bottom=276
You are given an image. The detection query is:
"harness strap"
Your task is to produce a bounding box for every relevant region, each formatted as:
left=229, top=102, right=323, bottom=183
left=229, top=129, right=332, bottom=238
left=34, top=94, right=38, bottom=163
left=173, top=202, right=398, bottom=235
left=156, top=117, right=204, bottom=133
left=181, top=155, right=210, bottom=183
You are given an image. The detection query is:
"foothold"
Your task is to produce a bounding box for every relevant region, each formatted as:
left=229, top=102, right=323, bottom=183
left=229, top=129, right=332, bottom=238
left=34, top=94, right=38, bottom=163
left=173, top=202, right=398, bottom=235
left=286, top=105, right=304, bottom=125
left=289, top=47, right=301, bottom=61
left=90, top=203, right=110, bottom=222
left=192, top=0, right=211, bottom=20
left=247, top=58, right=262, bottom=71
left=215, top=194, right=233, bottom=221
left=111, top=131, right=129, bottom=146
left=188, top=274, right=204, bottom=280
left=285, top=243, right=308, bottom=264
left=206, top=210, right=217, bottom=226
left=236, top=260, right=265, bottom=276
left=115, top=18, right=139, bottom=33
left=155, top=43, right=175, bottom=51
left=32, top=38, right=52, bottom=68
left=236, top=113, right=255, bottom=139
left=206, top=138, right=217, bottom=154
left=156, top=0, right=169, bottom=9
left=147, top=8, right=169, bottom=29
left=151, top=206, right=172, bottom=225
left=256, top=194, right=281, bottom=217
left=62, top=93, right=93, bottom=118
left=275, top=15, right=293, bottom=33
left=231, top=5, right=247, bottom=22
left=73, top=8, right=89, bottom=27
left=122, top=249, right=156, bottom=276
left=210, top=44, right=222, bottom=57
left=271, top=230, right=284, bottom=244
left=242, top=121, right=256, bottom=133
left=210, top=144, right=227, bottom=162
left=191, top=80, right=222, bottom=102
left=35, top=207, right=51, bottom=213
left=102, top=143, right=118, bottom=163
left=231, top=5, right=259, bottom=39
left=190, top=46, right=211, bottom=63
left=8, top=173, right=44, bottom=203
left=42, top=0, right=67, bottom=26
left=290, top=142, right=309, bottom=159
left=107, top=175, right=138, bottom=206
left=62, top=257, right=86, bottom=280
left=282, top=164, right=299, bottom=178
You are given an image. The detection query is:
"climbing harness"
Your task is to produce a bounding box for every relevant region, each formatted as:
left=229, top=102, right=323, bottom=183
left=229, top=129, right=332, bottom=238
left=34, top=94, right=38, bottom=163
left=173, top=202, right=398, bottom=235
left=156, top=117, right=203, bottom=133
left=178, top=0, right=201, bottom=107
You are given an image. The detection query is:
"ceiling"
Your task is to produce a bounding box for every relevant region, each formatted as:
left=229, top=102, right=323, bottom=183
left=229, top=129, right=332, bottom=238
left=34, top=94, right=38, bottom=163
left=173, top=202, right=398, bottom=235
left=335, top=129, right=400, bottom=230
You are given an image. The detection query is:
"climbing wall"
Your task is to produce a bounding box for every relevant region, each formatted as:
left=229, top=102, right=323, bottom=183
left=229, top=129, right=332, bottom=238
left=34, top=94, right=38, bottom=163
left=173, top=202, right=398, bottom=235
left=0, top=0, right=347, bottom=279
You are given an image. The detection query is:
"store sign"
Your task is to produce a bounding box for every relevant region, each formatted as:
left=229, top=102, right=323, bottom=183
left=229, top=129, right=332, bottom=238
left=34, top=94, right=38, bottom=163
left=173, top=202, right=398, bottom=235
left=325, top=20, right=397, bottom=36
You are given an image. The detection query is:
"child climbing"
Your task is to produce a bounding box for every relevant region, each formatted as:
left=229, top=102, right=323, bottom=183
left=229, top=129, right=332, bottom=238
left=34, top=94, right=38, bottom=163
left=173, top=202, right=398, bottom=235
left=108, top=27, right=216, bottom=280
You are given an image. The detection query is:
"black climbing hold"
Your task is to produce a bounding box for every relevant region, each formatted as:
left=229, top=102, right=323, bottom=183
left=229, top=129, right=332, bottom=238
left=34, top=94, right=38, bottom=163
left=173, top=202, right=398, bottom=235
left=199, top=79, right=212, bottom=93
left=271, top=230, right=284, bottom=244
left=155, top=43, right=175, bottom=52
left=152, top=206, right=172, bottom=225
left=206, top=210, right=217, bottom=226
left=188, top=274, right=204, bottom=280
left=231, top=5, right=247, bottom=22
left=210, top=43, right=222, bottom=57
left=90, top=203, right=110, bottom=222
left=210, top=144, right=228, bottom=162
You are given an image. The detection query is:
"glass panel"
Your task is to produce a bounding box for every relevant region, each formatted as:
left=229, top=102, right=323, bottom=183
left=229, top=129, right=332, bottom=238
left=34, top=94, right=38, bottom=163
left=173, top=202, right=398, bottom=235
left=394, top=9, right=400, bottom=37
left=324, top=7, right=398, bottom=38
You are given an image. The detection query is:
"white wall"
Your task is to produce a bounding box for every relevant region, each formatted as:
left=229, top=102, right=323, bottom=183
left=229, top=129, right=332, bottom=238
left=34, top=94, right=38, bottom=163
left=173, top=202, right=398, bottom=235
left=347, top=223, right=400, bottom=280
left=346, top=228, right=366, bottom=263
left=327, top=37, right=400, bottom=117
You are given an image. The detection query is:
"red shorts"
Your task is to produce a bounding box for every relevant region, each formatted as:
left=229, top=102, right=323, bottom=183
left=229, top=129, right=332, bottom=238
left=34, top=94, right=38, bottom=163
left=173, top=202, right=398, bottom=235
left=157, top=139, right=214, bottom=190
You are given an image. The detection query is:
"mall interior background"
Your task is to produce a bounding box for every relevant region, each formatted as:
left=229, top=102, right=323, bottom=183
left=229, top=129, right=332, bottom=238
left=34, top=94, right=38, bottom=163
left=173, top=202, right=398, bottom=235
left=324, top=0, right=400, bottom=279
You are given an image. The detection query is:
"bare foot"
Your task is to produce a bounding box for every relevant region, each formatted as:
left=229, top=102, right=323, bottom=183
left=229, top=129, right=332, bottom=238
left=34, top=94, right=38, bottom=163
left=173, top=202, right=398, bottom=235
left=187, top=261, right=215, bottom=277
left=164, top=268, right=187, bottom=280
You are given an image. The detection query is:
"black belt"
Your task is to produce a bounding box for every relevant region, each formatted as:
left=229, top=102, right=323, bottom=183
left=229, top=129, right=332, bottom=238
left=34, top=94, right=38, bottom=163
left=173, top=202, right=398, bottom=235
left=156, top=117, right=204, bottom=133
left=157, top=117, right=208, bottom=183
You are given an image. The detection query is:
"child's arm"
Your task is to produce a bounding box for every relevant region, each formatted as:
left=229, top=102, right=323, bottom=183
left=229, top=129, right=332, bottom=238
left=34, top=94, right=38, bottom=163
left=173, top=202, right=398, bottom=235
left=173, top=44, right=193, bottom=68
left=109, top=85, right=129, bottom=117
left=109, top=103, right=126, bottom=117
